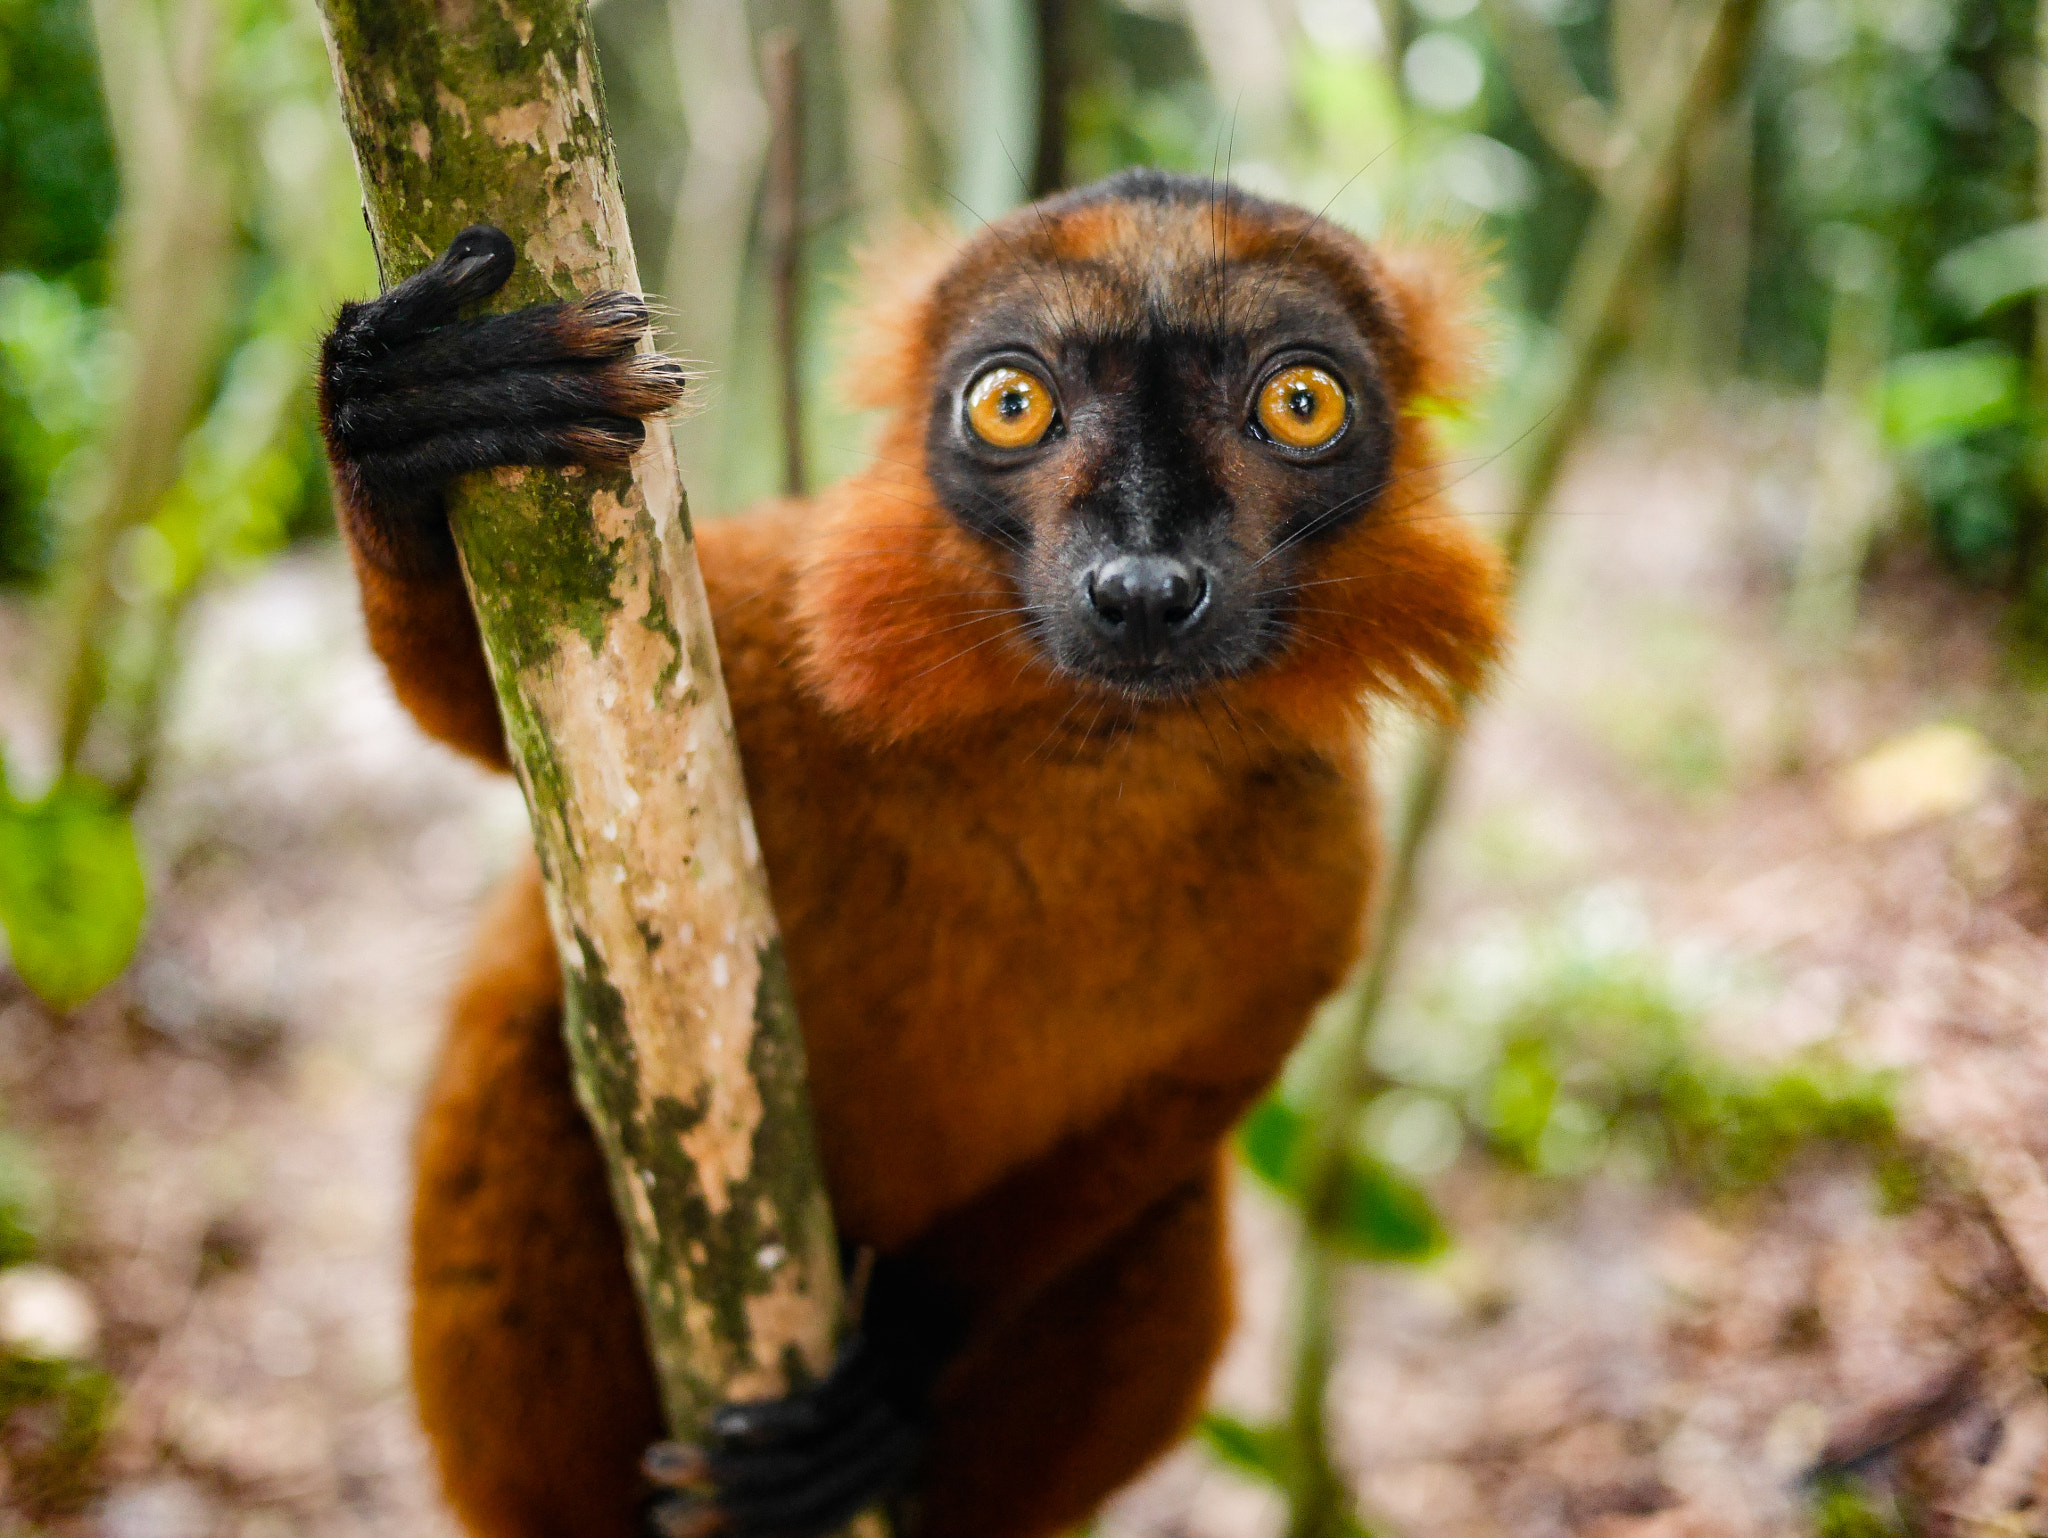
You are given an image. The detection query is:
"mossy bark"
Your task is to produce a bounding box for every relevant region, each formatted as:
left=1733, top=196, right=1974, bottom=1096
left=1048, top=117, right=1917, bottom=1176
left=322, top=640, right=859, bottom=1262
left=316, top=0, right=845, bottom=1433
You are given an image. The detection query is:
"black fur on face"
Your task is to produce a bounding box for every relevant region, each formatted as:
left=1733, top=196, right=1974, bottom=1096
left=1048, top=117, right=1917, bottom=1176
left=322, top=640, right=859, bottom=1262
left=922, top=242, right=1398, bottom=700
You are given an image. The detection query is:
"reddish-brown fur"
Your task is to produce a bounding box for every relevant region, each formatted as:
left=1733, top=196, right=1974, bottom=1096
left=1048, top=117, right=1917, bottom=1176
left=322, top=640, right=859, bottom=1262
left=344, top=190, right=1505, bottom=1538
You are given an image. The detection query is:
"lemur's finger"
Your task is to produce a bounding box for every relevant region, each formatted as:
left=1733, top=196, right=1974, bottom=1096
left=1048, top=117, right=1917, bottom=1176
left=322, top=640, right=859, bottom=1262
left=645, top=1492, right=726, bottom=1538
left=331, top=225, right=517, bottom=355
left=325, top=293, right=657, bottom=401
left=331, top=354, right=687, bottom=454
left=352, top=417, right=646, bottom=496
left=643, top=1442, right=715, bottom=1491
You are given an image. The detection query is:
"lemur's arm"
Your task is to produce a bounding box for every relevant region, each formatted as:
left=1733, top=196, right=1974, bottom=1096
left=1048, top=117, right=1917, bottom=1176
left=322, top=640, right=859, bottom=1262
left=320, top=225, right=686, bottom=768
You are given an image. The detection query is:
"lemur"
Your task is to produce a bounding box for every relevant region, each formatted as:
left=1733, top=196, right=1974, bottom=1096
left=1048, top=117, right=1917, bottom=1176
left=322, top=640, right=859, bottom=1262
left=319, top=168, right=1504, bottom=1538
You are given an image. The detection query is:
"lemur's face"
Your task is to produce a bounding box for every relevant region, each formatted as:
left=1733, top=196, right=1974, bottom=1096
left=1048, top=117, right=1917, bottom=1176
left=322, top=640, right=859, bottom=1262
left=921, top=182, right=1404, bottom=700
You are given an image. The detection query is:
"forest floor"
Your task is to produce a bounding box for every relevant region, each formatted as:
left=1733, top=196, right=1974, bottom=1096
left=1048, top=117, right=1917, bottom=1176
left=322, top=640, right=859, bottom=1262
left=5, top=395, right=2048, bottom=1537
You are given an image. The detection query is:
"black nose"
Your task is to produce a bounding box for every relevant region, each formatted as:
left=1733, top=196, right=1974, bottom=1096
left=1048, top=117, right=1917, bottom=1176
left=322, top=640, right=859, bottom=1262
left=1086, top=554, right=1210, bottom=658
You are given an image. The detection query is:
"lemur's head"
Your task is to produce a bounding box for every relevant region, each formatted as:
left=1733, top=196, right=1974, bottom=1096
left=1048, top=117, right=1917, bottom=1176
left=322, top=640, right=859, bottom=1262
left=799, top=169, right=1505, bottom=744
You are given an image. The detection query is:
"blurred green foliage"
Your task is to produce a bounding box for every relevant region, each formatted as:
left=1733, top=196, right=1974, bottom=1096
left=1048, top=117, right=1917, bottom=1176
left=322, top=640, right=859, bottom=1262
left=1062, top=4, right=1216, bottom=183
left=1808, top=1476, right=1912, bottom=1538
left=1368, top=888, right=1916, bottom=1198
left=0, top=270, right=107, bottom=583
left=0, top=0, right=362, bottom=596
left=0, top=0, right=116, bottom=287
left=0, top=1351, right=116, bottom=1514
left=0, top=0, right=114, bottom=584
left=0, top=762, right=146, bottom=1009
left=0, top=0, right=368, bottom=1011
left=1239, top=1094, right=1449, bottom=1262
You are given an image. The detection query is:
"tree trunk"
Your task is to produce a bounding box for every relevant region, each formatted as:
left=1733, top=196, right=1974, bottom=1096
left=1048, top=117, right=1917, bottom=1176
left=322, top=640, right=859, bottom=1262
left=315, top=0, right=846, bottom=1434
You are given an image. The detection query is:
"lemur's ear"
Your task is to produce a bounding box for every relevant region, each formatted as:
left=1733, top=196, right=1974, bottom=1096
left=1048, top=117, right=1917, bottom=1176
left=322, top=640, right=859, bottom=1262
left=1370, top=230, right=1495, bottom=412
left=838, top=218, right=962, bottom=412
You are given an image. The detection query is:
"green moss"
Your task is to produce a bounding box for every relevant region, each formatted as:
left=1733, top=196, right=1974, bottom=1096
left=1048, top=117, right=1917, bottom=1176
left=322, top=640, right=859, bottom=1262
left=742, top=939, right=837, bottom=1296
left=1652, top=1058, right=1912, bottom=1198
left=637, top=520, right=685, bottom=706
left=460, top=478, right=625, bottom=675
left=496, top=686, right=576, bottom=860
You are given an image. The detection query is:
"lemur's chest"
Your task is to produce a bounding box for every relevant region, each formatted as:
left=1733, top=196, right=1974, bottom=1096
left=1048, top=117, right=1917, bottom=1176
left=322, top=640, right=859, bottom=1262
left=741, top=709, right=1374, bottom=1248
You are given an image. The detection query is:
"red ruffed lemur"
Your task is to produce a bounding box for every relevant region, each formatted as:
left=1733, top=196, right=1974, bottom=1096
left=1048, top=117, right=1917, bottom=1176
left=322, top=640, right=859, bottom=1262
left=318, top=169, right=1504, bottom=1538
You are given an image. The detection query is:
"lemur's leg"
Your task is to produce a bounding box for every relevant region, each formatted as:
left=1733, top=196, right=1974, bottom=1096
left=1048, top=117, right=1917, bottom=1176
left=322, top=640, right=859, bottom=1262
left=412, top=864, right=664, bottom=1538
left=319, top=225, right=685, bottom=764
left=913, top=1169, right=1230, bottom=1538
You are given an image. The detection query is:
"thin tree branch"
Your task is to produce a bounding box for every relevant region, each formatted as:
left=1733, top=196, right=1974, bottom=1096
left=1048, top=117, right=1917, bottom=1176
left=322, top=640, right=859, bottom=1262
left=763, top=26, right=808, bottom=499
left=1480, top=0, right=1617, bottom=180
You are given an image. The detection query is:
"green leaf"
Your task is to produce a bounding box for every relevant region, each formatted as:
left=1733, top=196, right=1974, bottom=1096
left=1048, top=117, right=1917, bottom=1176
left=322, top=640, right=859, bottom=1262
left=1197, top=1411, right=1289, bottom=1486
left=0, top=777, right=146, bottom=1009
left=1238, top=1094, right=1306, bottom=1191
left=1809, top=1476, right=1910, bottom=1538
left=1933, top=220, right=2048, bottom=321
left=1331, top=1153, right=1448, bottom=1262
left=1239, top=1095, right=1449, bottom=1262
left=1877, top=346, right=2022, bottom=450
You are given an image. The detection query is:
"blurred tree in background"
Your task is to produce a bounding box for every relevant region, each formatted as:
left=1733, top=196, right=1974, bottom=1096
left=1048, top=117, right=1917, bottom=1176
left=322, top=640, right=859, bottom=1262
left=6, top=0, right=2044, bottom=662
left=0, top=0, right=117, bottom=584
left=0, top=0, right=371, bottom=1010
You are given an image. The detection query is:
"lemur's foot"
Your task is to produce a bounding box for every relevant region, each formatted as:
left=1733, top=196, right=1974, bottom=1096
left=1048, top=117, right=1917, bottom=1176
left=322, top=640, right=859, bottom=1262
left=642, top=1333, right=927, bottom=1538
left=643, top=1258, right=964, bottom=1538
left=320, top=223, right=687, bottom=577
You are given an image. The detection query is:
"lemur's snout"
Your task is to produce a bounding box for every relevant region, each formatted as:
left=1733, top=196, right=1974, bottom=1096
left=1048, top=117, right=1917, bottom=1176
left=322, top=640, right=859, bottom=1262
left=1085, top=553, right=1211, bottom=661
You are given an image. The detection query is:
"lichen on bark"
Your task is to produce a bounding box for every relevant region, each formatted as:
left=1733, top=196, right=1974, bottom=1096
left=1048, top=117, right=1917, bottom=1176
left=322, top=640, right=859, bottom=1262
left=316, top=0, right=845, bottom=1435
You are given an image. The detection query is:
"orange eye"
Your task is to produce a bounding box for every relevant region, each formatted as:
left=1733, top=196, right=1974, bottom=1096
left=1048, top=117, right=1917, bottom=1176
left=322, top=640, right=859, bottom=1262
left=966, top=365, right=1056, bottom=450
left=1256, top=364, right=1348, bottom=452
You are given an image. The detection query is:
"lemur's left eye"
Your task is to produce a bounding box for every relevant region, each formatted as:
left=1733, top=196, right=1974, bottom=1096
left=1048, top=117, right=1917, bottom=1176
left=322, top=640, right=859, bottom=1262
left=1254, top=364, right=1349, bottom=453
left=966, top=365, right=1056, bottom=450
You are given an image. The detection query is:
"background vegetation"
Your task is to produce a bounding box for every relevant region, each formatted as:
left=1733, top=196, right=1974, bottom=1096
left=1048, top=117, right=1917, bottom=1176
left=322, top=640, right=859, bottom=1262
left=1, top=0, right=2046, bottom=1534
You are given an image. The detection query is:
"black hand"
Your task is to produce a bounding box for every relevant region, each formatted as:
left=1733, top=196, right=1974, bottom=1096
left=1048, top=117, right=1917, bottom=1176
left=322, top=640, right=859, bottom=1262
left=643, top=1258, right=967, bottom=1538
left=319, top=223, right=687, bottom=578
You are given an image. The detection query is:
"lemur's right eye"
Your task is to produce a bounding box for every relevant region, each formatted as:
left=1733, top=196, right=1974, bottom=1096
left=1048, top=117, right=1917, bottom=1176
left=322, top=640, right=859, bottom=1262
left=965, top=365, right=1056, bottom=450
